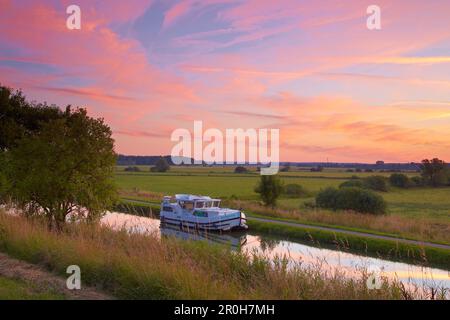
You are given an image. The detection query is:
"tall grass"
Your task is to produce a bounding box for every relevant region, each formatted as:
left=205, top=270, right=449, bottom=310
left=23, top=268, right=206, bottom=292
left=226, top=200, right=450, bottom=244
left=0, top=211, right=441, bottom=300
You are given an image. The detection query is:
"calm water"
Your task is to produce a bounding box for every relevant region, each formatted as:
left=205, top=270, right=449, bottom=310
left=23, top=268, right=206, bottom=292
left=101, top=211, right=450, bottom=293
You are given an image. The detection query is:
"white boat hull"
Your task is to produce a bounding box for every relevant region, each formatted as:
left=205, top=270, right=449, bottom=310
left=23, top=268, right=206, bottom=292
left=160, top=214, right=248, bottom=232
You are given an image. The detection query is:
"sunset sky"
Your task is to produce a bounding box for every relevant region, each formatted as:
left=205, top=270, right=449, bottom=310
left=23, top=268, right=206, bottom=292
left=1, top=0, right=449, bottom=162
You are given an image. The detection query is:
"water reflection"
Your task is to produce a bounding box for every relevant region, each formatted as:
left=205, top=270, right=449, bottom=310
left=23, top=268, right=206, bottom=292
left=101, top=212, right=450, bottom=292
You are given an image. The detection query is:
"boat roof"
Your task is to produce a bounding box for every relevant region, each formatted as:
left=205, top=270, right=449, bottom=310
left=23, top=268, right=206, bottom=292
left=174, top=194, right=220, bottom=201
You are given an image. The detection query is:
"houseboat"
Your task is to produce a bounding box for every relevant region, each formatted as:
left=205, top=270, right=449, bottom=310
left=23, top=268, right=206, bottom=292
left=160, top=194, right=248, bottom=231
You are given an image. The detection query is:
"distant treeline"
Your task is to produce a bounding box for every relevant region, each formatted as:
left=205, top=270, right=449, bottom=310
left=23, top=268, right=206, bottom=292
left=117, top=155, right=194, bottom=166
left=117, top=155, right=449, bottom=171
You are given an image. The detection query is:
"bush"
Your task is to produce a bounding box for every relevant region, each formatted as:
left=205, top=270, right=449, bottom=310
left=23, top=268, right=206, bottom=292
left=280, top=165, right=290, bottom=172
left=150, top=157, right=170, bottom=172
left=389, top=173, right=411, bottom=188
left=339, top=179, right=365, bottom=189
left=315, top=187, right=339, bottom=209
left=283, top=184, right=310, bottom=198
left=124, top=166, right=141, bottom=172
left=316, top=187, right=387, bottom=215
left=363, top=175, right=388, bottom=192
left=234, top=166, right=248, bottom=173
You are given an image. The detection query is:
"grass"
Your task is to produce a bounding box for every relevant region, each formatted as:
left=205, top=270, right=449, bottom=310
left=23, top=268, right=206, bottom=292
left=0, top=276, right=64, bottom=300
left=0, top=210, right=443, bottom=300
left=114, top=166, right=450, bottom=245
left=226, top=200, right=450, bottom=245
left=247, top=220, right=450, bottom=271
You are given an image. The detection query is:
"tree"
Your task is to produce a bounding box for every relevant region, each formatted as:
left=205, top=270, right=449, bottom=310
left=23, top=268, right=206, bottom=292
left=420, top=158, right=449, bottom=187
left=0, top=86, right=62, bottom=151
left=151, top=156, right=170, bottom=172
left=3, top=107, right=117, bottom=230
left=254, top=175, right=283, bottom=207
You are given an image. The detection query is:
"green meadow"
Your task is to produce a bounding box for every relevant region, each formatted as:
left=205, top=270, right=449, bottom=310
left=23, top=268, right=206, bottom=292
left=115, top=165, right=450, bottom=244
left=115, top=166, right=449, bottom=220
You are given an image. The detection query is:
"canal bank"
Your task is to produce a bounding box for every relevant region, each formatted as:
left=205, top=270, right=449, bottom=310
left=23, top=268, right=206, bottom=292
left=116, top=199, right=450, bottom=270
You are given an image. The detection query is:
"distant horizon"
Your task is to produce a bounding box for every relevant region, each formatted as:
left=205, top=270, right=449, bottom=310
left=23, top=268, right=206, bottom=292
left=116, top=154, right=442, bottom=166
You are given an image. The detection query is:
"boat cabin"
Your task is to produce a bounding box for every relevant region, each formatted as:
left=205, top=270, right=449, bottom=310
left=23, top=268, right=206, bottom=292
left=163, top=194, right=221, bottom=213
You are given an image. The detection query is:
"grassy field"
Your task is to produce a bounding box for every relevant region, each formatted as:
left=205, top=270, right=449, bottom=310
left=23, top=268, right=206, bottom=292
left=115, top=166, right=450, bottom=244
left=0, top=276, right=64, bottom=300
left=0, top=211, right=441, bottom=300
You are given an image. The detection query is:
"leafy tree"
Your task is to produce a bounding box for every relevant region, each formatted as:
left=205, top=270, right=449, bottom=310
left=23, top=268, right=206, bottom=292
left=0, top=86, right=62, bottom=151
left=389, top=173, right=411, bottom=188
left=151, top=156, right=170, bottom=172
left=420, top=158, right=449, bottom=187
left=4, top=107, right=117, bottom=230
left=254, top=175, right=283, bottom=207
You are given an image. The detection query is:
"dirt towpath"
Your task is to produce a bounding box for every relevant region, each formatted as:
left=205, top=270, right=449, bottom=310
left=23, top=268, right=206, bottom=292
left=0, top=252, right=113, bottom=300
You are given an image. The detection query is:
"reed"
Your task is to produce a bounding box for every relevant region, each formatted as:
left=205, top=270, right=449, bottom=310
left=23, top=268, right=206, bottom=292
left=0, top=211, right=445, bottom=300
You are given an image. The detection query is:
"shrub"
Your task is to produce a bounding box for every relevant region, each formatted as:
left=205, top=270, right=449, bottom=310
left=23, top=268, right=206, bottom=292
left=280, top=165, right=290, bottom=172
left=315, top=187, right=339, bottom=209
left=150, top=157, right=170, bottom=172
left=234, top=166, right=248, bottom=174
left=124, top=166, right=141, bottom=172
left=363, top=175, right=388, bottom=192
left=283, top=184, right=310, bottom=198
left=339, top=179, right=365, bottom=189
left=316, top=187, right=387, bottom=215
left=389, top=173, right=411, bottom=188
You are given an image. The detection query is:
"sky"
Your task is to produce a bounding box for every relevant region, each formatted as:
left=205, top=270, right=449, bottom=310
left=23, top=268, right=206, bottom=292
left=0, top=0, right=450, bottom=163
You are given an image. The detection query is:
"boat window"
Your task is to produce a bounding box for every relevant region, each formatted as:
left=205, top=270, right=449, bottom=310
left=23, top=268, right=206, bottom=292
left=194, top=211, right=208, bottom=217
left=163, top=206, right=173, bottom=212
left=213, top=201, right=220, bottom=207
left=184, top=202, right=194, bottom=210
left=195, top=201, right=205, bottom=208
